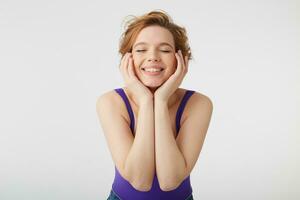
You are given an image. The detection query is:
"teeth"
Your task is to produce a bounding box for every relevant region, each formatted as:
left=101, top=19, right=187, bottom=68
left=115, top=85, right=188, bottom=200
left=143, top=68, right=163, bottom=72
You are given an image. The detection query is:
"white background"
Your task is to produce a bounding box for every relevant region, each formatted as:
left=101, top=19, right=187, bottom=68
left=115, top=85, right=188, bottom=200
left=0, top=0, right=299, bottom=199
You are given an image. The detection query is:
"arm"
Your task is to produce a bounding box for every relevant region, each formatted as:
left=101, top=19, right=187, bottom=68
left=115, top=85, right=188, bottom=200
left=154, top=94, right=213, bottom=191
left=96, top=93, right=155, bottom=191
left=123, top=98, right=155, bottom=191
left=154, top=99, right=187, bottom=191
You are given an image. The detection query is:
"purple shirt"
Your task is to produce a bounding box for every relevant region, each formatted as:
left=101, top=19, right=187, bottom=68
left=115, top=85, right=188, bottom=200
left=112, top=88, right=195, bottom=200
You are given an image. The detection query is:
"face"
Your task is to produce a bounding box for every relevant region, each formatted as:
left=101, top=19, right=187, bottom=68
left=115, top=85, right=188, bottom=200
left=131, top=25, right=177, bottom=88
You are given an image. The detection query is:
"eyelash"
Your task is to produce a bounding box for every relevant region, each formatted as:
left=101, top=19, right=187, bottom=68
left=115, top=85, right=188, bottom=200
left=136, top=50, right=171, bottom=53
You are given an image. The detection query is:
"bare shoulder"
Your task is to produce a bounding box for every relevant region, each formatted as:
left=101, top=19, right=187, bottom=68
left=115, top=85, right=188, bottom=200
left=191, top=90, right=213, bottom=108
left=183, top=89, right=213, bottom=118
left=95, top=89, right=136, bottom=182
left=96, top=89, right=128, bottom=121
left=174, top=89, right=213, bottom=179
left=96, top=89, right=119, bottom=105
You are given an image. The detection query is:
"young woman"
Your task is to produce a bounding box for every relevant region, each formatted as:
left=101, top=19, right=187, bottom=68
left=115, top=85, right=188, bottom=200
left=96, top=10, right=213, bottom=200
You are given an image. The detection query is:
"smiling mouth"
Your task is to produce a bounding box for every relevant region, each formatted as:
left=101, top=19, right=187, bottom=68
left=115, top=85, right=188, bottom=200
left=141, top=68, right=164, bottom=76
left=141, top=68, right=164, bottom=72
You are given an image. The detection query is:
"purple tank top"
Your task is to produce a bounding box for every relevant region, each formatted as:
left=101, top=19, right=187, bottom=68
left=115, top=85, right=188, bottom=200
left=113, top=88, right=195, bottom=200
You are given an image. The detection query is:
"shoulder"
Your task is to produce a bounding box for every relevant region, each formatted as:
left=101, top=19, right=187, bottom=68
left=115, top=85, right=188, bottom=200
left=180, top=88, right=213, bottom=106
left=96, top=88, right=128, bottom=119
left=192, top=90, right=213, bottom=108
left=96, top=89, right=115, bottom=109
left=181, top=88, right=213, bottom=117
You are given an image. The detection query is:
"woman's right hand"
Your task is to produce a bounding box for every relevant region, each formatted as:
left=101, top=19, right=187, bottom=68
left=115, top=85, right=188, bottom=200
left=119, top=52, right=153, bottom=104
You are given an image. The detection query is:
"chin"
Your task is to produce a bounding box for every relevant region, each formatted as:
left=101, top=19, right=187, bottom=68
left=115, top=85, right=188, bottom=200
left=142, top=80, right=164, bottom=88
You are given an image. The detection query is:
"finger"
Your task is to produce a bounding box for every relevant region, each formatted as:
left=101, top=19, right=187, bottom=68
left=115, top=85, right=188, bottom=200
left=175, top=51, right=183, bottom=76
left=125, top=54, right=133, bottom=81
left=127, top=56, right=137, bottom=80
left=185, top=55, right=189, bottom=73
left=121, top=53, right=130, bottom=81
left=119, top=53, right=128, bottom=68
left=178, top=50, right=186, bottom=73
left=121, top=53, right=129, bottom=77
left=174, top=53, right=182, bottom=76
left=179, top=51, right=188, bottom=76
left=119, top=53, right=128, bottom=70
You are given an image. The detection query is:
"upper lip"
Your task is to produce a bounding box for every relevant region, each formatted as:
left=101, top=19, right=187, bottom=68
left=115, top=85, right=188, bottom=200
left=142, top=65, right=164, bottom=70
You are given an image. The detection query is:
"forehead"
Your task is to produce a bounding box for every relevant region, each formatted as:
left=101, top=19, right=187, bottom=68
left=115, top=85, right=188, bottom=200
left=133, top=26, right=175, bottom=48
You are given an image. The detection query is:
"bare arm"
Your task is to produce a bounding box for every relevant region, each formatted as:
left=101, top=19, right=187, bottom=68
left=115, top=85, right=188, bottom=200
left=123, top=98, right=155, bottom=191
left=154, top=94, right=213, bottom=191
left=96, top=94, right=155, bottom=191
left=154, top=99, right=187, bottom=191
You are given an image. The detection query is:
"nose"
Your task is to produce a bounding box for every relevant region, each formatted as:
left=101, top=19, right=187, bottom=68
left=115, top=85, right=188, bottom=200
left=147, top=51, right=161, bottom=62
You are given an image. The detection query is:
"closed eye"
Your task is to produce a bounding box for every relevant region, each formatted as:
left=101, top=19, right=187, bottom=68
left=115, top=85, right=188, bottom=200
left=136, top=50, right=171, bottom=53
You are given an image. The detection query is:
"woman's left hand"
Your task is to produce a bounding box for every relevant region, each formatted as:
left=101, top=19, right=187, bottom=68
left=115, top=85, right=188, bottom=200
left=154, top=50, right=189, bottom=102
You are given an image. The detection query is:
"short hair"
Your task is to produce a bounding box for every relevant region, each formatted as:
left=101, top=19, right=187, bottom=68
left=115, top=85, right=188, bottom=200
left=118, top=10, right=192, bottom=62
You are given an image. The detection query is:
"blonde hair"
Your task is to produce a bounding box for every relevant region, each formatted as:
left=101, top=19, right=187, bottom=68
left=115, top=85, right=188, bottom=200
left=118, top=10, right=192, bottom=61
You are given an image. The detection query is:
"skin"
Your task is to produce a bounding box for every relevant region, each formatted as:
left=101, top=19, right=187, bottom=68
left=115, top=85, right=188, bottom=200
left=96, top=25, right=213, bottom=192
left=124, top=25, right=188, bottom=109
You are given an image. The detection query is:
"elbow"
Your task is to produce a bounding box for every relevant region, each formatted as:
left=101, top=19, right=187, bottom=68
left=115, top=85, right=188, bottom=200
left=123, top=173, right=153, bottom=191
left=122, top=165, right=154, bottom=192
left=130, top=179, right=153, bottom=192
left=125, top=171, right=153, bottom=191
left=158, top=171, right=188, bottom=191
left=159, top=179, right=181, bottom=192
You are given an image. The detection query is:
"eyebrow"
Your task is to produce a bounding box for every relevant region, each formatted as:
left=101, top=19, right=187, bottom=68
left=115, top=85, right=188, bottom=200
left=133, top=42, right=174, bottom=49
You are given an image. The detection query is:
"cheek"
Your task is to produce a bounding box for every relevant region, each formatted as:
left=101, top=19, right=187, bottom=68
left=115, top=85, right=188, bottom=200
left=132, top=54, right=141, bottom=64
left=165, top=64, right=176, bottom=75
left=131, top=55, right=137, bottom=65
left=169, top=55, right=177, bottom=70
left=132, top=59, right=143, bottom=76
left=132, top=52, right=141, bottom=60
left=166, top=54, right=176, bottom=66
